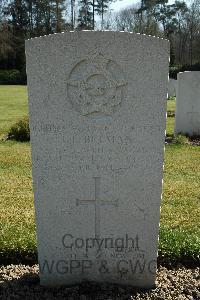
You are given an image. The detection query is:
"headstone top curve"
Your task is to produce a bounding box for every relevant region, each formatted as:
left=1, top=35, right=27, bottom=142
left=25, top=30, right=169, bottom=45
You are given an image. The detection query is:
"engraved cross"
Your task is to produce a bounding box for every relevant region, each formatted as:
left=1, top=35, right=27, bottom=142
left=76, top=177, right=118, bottom=239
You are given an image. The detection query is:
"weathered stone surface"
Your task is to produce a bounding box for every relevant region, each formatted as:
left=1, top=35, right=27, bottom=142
left=175, top=71, right=200, bottom=136
left=168, top=78, right=177, bottom=98
left=26, top=31, right=169, bottom=288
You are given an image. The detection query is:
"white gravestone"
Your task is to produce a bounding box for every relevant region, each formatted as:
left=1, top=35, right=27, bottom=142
left=26, top=31, right=169, bottom=288
left=175, top=71, right=200, bottom=136
left=168, top=78, right=177, bottom=98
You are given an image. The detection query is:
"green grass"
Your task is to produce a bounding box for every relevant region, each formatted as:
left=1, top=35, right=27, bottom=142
left=167, top=97, right=176, bottom=112
left=166, top=97, right=176, bottom=136
left=160, top=144, right=200, bottom=263
left=0, top=141, right=35, bottom=257
left=0, top=86, right=199, bottom=265
left=0, top=85, right=28, bottom=138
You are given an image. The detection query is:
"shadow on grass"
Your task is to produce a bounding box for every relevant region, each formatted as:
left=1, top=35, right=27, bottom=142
left=157, top=254, right=200, bottom=269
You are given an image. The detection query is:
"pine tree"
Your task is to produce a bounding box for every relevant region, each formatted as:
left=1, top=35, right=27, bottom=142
left=95, top=0, right=112, bottom=29
left=78, top=0, right=93, bottom=29
left=0, top=22, right=16, bottom=66
left=52, top=0, right=65, bottom=32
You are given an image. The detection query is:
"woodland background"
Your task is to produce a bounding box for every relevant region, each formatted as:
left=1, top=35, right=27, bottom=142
left=0, top=0, right=199, bottom=83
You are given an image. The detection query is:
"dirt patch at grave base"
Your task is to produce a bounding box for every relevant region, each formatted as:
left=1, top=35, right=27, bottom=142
left=0, top=265, right=199, bottom=300
left=165, top=135, right=200, bottom=146
left=189, top=136, right=200, bottom=146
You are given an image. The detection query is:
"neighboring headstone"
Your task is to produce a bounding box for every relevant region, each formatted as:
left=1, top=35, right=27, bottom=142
left=175, top=71, right=200, bottom=136
left=168, top=78, right=177, bottom=98
left=26, top=31, right=169, bottom=288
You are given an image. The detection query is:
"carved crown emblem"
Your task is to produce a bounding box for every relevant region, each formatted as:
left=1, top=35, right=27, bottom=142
left=67, top=52, right=127, bottom=116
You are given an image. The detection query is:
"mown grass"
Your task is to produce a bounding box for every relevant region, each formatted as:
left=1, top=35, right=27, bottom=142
left=0, top=86, right=199, bottom=265
left=0, top=85, right=28, bottom=138
left=0, top=141, right=36, bottom=263
left=160, top=143, right=200, bottom=265
left=166, top=97, right=176, bottom=136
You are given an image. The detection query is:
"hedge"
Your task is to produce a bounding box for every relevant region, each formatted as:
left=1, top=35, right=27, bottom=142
left=169, top=62, right=200, bottom=79
left=0, top=69, right=27, bottom=84
left=8, top=116, right=30, bottom=141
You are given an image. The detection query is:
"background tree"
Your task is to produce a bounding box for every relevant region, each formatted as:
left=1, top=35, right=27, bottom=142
left=114, top=6, right=137, bottom=31
left=0, top=22, right=17, bottom=69
left=112, top=0, right=200, bottom=66
left=95, top=0, right=114, bottom=29
left=78, top=0, right=93, bottom=29
left=0, top=0, right=199, bottom=78
left=185, top=0, right=200, bottom=65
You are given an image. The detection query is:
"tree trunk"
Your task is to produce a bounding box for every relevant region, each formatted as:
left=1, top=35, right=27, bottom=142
left=101, top=0, right=103, bottom=30
left=139, top=0, right=144, bottom=33
left=93, top=0, right=95, bottom=29
left=189, top=21, right=193, bottom=66
left=28, top=0, right=33, bottom=37
left=56, top=0, right=60, bottom=32
left=71, top=0, right=74, bottom=29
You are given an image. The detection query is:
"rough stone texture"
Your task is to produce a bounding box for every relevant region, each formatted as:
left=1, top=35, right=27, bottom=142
left=168, top=78, right=177, bottom=98
left=175, top=71, right=200, bottom=136
left=26, top=31, right=169, bottom=288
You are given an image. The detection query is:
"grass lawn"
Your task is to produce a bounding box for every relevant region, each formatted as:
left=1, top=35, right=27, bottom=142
left=0, top=85, right=28, bottom=138
left=166, top=97, right=176, bottom=136
left=0, top=86, right=199, bottom=265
